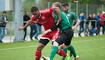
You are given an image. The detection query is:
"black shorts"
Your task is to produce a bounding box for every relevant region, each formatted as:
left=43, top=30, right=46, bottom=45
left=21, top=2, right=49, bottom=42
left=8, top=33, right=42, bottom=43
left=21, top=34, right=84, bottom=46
left=39, top=39, right=49, bottom=45
left=55, top=28, right=74, bottom=46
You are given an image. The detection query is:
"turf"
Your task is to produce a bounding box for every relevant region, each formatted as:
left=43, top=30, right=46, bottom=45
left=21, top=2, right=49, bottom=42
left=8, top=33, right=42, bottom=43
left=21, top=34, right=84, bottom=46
left=0, top=35, right=105, bottom=60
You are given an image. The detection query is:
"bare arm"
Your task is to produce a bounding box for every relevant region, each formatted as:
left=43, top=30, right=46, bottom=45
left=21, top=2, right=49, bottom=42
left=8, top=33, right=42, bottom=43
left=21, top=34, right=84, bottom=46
left=18, top=20, right=33, bottom=30
left=54, top=7, right=61, bottom=25
left=75, top=19, right=80, bottom=27
left=72, top=19, right=80, bottom=31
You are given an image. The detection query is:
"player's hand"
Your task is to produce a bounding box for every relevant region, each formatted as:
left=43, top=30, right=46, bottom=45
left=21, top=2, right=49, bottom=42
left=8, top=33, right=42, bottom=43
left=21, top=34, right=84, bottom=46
left=18, top=27, right=24, bottom=30
left=72, top=26, right=76, bottom=31
left=5, top=21, right=8, bottom=24
left=44, top=29, right=52, bottom=35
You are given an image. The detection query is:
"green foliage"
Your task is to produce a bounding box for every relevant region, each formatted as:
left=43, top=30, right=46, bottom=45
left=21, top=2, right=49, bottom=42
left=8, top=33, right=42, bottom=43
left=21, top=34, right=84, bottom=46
left=44, top=0, right=105, bottom=4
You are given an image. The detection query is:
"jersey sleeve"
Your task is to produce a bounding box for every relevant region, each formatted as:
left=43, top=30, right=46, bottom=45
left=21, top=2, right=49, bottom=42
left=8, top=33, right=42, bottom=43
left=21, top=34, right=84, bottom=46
left=100, top=14, right=105, bottom=20
left=31, top=15, right=37, bottom=24
left=40, top=8, right=53, bottom=14
left=31, top=15, right=35, bottom=21
left=48, top=8, right=53, bottom=13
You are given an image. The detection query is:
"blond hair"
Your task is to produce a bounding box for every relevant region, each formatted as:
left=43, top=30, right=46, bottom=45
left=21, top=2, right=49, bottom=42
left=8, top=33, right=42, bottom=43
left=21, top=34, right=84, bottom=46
left=52, top=2, right=61, bottom=9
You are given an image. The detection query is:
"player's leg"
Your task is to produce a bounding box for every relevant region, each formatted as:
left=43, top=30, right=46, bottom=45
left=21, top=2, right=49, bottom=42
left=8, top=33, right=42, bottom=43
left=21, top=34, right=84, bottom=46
left=68, top=45, right=77, bottom=57
left=44, top=28, right=73, bottom=60
left=51, top=28, right=67, bottom=57
left=59, top=44, right=68, bottom=60
left=68, top=45, right=79, bottom=60
left=35, top=39, right=49, bottom=60
left=51, top=41, right=67, bottom=57
left=62, top=28, right=74, bottom=60
left=49, top=33, right=68, bottom=60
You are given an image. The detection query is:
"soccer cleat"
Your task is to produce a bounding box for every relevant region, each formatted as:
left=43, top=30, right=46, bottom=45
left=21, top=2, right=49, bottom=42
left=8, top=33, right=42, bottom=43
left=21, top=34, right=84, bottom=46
left=73, top=55, right=79, bottom=60
left=76, top=55, right=79, bottom=59
left=42, top=56, right=50, bottom=60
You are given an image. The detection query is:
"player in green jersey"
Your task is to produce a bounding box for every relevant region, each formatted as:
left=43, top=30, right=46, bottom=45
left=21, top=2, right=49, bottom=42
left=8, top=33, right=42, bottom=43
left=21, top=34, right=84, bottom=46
left=61, top=2, right=80, bottom=60
left=43, top=2, right=74, bottom=60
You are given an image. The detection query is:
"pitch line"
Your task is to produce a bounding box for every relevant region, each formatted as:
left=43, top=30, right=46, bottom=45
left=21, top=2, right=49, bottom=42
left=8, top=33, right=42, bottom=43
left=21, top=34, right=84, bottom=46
left=0, top=38, right=104, bottom=51
left=0, top=45, right=36, bottom=51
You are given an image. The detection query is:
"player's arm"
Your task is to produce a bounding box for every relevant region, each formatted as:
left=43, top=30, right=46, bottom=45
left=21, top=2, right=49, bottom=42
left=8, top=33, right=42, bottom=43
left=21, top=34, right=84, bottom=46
left=72, top=19, right=80, bottom=31
left=50, top=7, right=61, bottom=31
left=43, top=8, right=61, bottom=34
left=54, top=7, right=61, bottom=25
left=72, top=13, right=80, bottom=31
left=18, top=20, right=33, bottom=30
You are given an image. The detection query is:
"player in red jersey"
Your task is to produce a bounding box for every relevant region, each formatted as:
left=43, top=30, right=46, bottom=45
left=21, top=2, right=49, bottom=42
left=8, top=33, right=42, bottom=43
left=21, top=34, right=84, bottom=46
left=19, top=7, right=67, bottom=60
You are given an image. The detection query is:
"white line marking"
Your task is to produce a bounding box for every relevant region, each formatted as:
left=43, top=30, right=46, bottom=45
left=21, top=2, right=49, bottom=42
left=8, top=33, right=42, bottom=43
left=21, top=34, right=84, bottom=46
left=73, top=38, right=105, bottom=43
left=0, top=45, right=36, bottom=51
left=0, top=38, right=104, bottom=51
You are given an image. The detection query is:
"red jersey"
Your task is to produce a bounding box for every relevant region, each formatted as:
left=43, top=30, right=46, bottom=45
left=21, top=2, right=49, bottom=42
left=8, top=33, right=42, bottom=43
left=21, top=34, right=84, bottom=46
left=100, top=14, right=105, bottom=25
left=31, top=8, right=54, bottom=31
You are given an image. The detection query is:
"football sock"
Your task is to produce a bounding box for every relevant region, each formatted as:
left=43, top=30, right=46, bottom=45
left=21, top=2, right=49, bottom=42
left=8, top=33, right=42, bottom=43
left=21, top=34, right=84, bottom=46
left=67, top=45, right=77, bottom=57
left=57, top=49, right=67, bottom=57
left=65, top=53, right=70, bottom=60
left=49, top=46, right=58, bottom=60
left=35, top=50, right=41, bottom=60
left=63, top=48, right=68, bottom=53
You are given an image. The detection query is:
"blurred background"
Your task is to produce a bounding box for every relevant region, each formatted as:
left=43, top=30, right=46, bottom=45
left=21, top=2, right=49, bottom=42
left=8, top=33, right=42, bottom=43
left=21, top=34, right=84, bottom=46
left=0, top=0, right=105, bottom=43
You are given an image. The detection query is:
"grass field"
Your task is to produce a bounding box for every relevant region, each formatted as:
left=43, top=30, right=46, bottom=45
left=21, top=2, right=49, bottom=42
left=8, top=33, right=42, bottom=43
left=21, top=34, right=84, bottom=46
left=0, top=35, right=105, bottom=60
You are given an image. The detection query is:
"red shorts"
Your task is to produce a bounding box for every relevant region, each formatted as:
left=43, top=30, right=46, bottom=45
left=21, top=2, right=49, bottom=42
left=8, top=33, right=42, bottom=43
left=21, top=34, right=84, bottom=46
left=40, top=28, right=61, bottom=41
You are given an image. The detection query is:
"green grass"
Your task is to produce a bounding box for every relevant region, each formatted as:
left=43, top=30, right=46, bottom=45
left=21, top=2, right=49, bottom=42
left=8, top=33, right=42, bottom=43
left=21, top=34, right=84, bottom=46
left=0, top=35, right=105, bottom=60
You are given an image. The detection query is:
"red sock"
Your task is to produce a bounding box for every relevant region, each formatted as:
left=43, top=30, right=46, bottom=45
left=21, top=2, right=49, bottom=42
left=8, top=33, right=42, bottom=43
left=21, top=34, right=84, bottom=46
left=35, top=50, right=41, bottom=60
left=57, top=49, right=67, bottom=57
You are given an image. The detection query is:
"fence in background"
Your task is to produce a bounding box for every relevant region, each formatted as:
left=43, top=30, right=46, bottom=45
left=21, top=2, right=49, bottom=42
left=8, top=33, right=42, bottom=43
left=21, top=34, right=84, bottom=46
left=3, top=20, right=105, bottom=43
left=1, top=2, right=105, bottom=43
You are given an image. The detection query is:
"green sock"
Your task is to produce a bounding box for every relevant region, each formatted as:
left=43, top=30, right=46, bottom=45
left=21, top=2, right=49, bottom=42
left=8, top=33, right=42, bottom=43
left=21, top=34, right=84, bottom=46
left=67, top=45, right=77, bottom=57
left=65, top=53, right=70, bottom=60
left=63, top=48, right=68, bottom=53
left=49, top=46, right=58, bottom=60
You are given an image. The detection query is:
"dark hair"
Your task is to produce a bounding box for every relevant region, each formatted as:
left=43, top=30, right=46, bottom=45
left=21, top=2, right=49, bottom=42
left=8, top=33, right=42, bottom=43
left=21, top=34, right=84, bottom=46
left=62, top=2, right=69, bottom=7
left=3, top=11, right=6, bottom=13
left=31, top=6, right=39, bottom=12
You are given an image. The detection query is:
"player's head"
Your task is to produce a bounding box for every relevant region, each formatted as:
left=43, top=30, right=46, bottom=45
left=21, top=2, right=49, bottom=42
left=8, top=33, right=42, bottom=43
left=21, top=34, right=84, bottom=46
left=31, top=6, right=40, bottom=16
left=52, top=2, right=61, bottom=9
left=93, top=13, right=96, bottom=17
left=89, top=14, right=92, bottom=17
left=80, top=13, right=84, bottom=16
left=25, top=11, right=29, bottom=15
left=2, top=11, right=7, bottom=16
left=62, top=2, right=69, bottom=13
left=97, top=12, right=100, bottom=16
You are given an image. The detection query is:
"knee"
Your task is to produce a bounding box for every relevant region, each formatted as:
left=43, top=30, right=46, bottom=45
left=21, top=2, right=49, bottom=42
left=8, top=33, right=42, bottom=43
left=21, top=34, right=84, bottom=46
left=37, top=44, right=44, bottom=51
left=60, top=44, right=66, bottom=49
left=53, top=41, right=59, bottom=46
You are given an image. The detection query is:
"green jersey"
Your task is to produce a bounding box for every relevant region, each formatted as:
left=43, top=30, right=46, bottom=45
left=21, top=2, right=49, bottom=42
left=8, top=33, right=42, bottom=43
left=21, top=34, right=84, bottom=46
left=65, top=10, right=77, bottom=27
left=54, top=11, right=72, bottom=33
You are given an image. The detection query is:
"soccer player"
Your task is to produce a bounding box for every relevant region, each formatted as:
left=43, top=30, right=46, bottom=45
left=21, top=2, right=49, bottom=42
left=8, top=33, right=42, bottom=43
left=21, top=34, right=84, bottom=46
left=61, top=2, right=80, bottom=60
left=43, top=2, right=74, bottom=60
left=19, top=6, right=67, bottom=60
